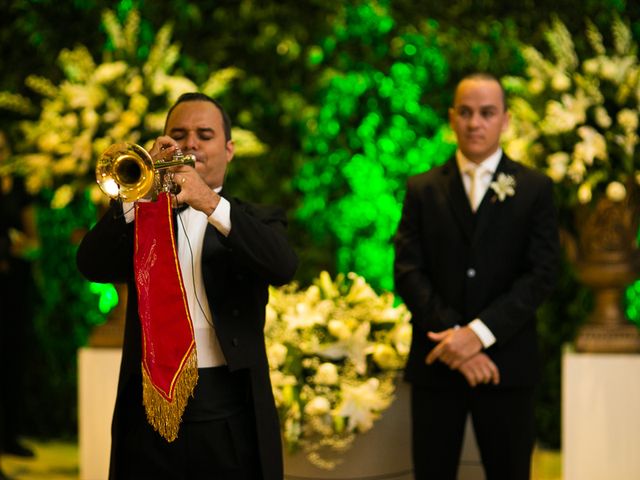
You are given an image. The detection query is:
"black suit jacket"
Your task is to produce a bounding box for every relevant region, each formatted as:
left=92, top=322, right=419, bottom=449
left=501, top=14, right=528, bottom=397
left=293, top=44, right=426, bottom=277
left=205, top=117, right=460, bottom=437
left=394, top=155, right=560, bottom=388
left=77, top=194, right=298, bottom=480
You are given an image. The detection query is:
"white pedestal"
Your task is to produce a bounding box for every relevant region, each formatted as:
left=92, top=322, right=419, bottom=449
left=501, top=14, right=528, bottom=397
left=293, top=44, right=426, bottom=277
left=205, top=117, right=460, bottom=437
left=284, top=382, right=484, bottom=480
left=78, top=347, right=122, bottom=480
left=563, top=350, right=640, bottom=480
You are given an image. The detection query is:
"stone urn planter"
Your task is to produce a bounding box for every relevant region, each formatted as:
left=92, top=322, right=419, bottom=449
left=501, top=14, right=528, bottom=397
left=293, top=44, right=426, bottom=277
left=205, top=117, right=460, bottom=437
left=573, top=191, right=640, bottom=353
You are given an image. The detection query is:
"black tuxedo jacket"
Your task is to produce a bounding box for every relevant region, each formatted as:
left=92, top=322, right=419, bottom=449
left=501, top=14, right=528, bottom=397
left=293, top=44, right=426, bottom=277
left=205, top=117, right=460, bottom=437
left=394, top=155, right=560, bottom=388
left=77, top=193, right=298, bottom=480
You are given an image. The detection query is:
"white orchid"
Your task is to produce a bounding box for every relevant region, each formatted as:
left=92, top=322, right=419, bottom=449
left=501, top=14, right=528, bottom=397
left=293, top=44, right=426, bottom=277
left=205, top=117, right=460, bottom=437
left=489, top=173, right=517, bottom=202
left=573, top=126, right=608, bottom=166
left=372, top=343, right=403, bottom=369
left=547, top=152, right=570, bottom=182
left=0, top=9, right=265, bottom=209
left=283, top=301, right=327, bottom=330
left=577, top=183, right=593, bottom=204
left=335, top=379, right=392, bottom=432
left=606, top=181, right=627, bottom=202
left=344, top=273, right=378, bottom=303
left=503, top=15, right=640, bottom=207
left=314, top=363, right=339, bottom=385
left=304, top=396, right=332, bottom=416
left=267, top=343, right=288, bottom=368
left=392, top=322, right=413, bottom=356
left=327, top=319, right=351, bottom=340
left=318, top=320, right=372, bottom=375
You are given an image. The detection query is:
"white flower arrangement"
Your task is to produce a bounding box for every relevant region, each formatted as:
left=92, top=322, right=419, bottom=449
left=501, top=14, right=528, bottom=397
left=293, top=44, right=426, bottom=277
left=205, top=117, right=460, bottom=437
left=502, top=14, right=640, bottom=207
left=265, top=271, right=411, bottom=469
left=0, top=9, right=265, bottom=208
left=490, top=173, right=516, bottom=202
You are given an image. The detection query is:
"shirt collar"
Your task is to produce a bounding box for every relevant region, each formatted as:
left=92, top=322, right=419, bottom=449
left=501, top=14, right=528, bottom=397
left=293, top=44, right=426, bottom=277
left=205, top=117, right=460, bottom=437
left=456, top=148, right=503, bottom=175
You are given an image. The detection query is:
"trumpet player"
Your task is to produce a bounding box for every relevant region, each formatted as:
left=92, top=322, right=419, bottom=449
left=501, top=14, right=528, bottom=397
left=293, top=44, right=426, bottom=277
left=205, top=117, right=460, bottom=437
left=77, top=92, right=298, bottom=479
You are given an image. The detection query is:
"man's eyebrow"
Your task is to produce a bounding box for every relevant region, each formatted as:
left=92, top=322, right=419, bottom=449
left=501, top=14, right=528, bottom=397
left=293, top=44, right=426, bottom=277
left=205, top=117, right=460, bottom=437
left=454, top=104, right=500, bottom=112
left=168, top=127, right=216, bottom=134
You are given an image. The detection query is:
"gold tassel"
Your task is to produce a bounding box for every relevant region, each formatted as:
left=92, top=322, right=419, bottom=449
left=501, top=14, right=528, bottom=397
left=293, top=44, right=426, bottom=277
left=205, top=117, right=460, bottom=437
left=141, top=349, right=198, bottom=442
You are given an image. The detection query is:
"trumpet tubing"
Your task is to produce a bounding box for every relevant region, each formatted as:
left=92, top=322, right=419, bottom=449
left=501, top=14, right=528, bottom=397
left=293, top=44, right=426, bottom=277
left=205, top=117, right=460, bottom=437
left=96, top=142, right=195, bottom=201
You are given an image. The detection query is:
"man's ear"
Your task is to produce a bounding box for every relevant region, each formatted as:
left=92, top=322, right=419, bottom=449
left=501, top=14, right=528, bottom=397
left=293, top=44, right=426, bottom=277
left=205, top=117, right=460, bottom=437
left=501, top=111, right=511, bottom=132
left=225, top=140, right=235, bottom=163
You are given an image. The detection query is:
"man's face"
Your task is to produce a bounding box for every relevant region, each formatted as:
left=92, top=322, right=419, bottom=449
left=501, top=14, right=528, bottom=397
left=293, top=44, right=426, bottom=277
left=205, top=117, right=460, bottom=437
left=449, top=78, right=509, bottom=164
left=165, top=100, right=234, bottom=189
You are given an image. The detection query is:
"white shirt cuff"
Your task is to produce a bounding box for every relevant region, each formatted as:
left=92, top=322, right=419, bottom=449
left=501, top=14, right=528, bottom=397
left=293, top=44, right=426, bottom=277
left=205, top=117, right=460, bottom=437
left=123, top=202, right=136, bottom=223
left=123, top=199, right=153, bottom=223
left=208, top=196, right=231, bottom=236
left=468, top=318, right=496, bottom=348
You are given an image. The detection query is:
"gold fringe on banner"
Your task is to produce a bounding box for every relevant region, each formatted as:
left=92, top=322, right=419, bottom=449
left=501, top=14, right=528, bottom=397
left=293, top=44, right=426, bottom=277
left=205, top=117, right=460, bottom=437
left=141, top=349, right=199, bottom=442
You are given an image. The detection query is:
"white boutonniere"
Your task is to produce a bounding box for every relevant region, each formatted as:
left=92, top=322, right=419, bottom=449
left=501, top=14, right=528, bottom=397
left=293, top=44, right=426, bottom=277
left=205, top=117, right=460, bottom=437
left=490, top=173, right=516, bottom=202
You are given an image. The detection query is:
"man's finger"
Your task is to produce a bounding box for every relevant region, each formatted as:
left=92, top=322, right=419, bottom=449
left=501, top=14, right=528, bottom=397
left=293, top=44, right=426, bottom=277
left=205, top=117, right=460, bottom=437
left=427, top=330, right=449, bottom=342
left=425, top=342, right=446, bottom=364
left=490, top=362, right=501, bottom=385
left=425, top=348, right=439, bottom=365
left=468, top=368, right=481, bottom=387
left=466, top=374, right=477, bottom=387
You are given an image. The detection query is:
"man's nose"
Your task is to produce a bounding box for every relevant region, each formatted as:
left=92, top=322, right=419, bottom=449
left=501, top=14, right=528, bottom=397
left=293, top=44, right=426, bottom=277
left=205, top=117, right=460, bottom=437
left=468, top=112, right=482, bottom=128
left=183, top=132, right=198, bottom=149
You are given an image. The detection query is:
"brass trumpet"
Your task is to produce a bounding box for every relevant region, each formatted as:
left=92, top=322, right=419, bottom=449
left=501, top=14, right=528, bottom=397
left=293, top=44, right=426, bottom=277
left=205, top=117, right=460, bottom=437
left=96, top=142, right=195, bottom=201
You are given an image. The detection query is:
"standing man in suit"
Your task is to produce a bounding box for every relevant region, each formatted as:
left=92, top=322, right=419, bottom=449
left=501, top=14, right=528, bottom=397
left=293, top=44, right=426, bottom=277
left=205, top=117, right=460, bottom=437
left=77, top=92, right=297, bottom=479
left=394, top=73, right=560, bottom=480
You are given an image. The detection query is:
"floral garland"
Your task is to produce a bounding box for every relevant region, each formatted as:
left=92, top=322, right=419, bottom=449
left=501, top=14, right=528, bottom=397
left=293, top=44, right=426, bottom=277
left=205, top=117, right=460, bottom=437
left=502, top=14, right=640, bottom=208
left=0, top=9, right=266, bottom=208
left=265, top=271, right=411, bottom=469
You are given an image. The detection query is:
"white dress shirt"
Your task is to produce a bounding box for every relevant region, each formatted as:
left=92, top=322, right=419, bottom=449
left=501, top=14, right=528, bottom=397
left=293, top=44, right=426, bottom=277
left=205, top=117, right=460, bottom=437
left=456, top=148, right=502, bottom=212
left=124, top=191, right=232, bottom=367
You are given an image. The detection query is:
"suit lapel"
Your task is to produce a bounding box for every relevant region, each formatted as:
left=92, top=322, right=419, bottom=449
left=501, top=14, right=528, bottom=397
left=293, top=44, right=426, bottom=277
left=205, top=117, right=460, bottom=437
left=473, top=154, right=517, bottom=243
left=441, top=159, right=474, bottom=242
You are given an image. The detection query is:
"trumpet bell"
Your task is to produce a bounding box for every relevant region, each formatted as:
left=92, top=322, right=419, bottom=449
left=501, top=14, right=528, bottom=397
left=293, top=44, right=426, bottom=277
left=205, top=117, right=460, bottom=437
left=96, top=143, right=155, bottom=201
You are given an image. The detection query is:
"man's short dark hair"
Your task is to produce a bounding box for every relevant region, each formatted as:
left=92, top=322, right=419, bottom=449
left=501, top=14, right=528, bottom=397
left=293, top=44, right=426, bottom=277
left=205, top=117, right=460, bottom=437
left=455, top=72, right=507, bottom=111
left=164, top=92, right=232, bottom=141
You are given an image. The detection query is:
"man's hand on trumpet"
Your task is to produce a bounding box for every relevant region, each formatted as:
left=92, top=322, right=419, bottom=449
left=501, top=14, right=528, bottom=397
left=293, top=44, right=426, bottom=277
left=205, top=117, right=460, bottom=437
left=147, top=135, right=181, bottom=163
left=148, top=135, right=221, bottom=216
left=169, top=164, right=221, bottom=216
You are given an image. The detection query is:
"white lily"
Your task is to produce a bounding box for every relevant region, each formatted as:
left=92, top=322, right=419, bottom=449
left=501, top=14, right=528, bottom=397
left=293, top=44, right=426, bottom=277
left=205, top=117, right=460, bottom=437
left=489, top=173, right=516, bottom=202
left=334, top=378, right=391, bottom=432
left=318, top=321, right=372, bottom=375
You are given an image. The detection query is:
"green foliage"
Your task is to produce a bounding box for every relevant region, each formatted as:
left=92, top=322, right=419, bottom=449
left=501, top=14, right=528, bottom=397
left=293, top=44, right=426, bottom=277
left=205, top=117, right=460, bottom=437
left=0, top=1, right=104, bottom=96
left=625, top=278, right=640, bottom=326
left=295, top=1, right=455, bottom=292
left=90, top=282, right=119, bottom=314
